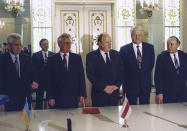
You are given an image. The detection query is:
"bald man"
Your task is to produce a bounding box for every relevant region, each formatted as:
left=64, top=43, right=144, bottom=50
left=86, top=33, right=124, bottom=107
left=155, top=36, right=187, bottom=104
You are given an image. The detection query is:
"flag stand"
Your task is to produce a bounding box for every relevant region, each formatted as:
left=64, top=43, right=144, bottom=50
left=25, top=124, right=31, bottom=131
left=122, top=120, right=128, bottom=128
left=82, top=99, right=86, bottom=108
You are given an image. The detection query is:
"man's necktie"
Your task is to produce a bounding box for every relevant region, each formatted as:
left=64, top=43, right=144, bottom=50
left=14, top=56, right=20, bottom=77
left=174, top=54, right=180, bottom=74
left=105, top=52, right=110, bottom=65
left=63, top=54, right=67, bottom=70
left=137, top=46, right=142, bottom=69
left=44, top=52, right=47, bottom=64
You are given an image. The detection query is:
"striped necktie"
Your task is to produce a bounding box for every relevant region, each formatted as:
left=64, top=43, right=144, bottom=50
left=14, top=56, right=20, bottom=77
left=174, top=54, right=180, bottom=74
left=137, top=46, right=142, bottom=69
left=63, top=54, right=67, bottom=70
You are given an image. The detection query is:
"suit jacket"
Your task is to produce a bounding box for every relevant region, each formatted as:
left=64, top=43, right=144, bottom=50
left=0, top=52, right=34, bottom=111
left=155, top=50, right=187, bottom=103
left=47, top=52, right=86, bottom=108
left=32, top=51, right=54, bottom=89
left=120, top=42, right=155, bottom=97
left=86, top=49, right=124, bottom=106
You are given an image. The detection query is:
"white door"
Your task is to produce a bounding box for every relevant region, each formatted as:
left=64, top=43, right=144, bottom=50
left=54, top=4, right=112, bottom=54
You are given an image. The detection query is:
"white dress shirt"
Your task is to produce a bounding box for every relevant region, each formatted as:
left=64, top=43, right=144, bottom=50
left=42, top=51, right=48, bottom=60
left=133, top=43, right=142, bottom=58
left=100, top=49, right=110, bottom=63
left=170, top=51, right=180, bottom=67
left=60, top=52, right=70, bottom=69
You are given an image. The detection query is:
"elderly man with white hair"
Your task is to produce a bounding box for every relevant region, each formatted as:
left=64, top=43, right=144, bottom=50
left=120, top=26, right=155, bottom=105
left=0, top=33, right=38, bottom=111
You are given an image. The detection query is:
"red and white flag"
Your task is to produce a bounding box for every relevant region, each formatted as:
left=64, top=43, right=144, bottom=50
left=119, top=96, right=132, bottom=124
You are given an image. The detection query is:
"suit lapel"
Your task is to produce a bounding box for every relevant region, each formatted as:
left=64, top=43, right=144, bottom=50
left=56, top=53, right=67, bottom=72
left=166, top=52, right=176, bottom=71
left=141, top=43, right=146, bottom=69
left=6, top=53, right=20, bottom=78
left=109, top=50, right=113, bottom=64
left=130, top=43, right=137, bottom=60
left=48, top=51, right=53, bottom=57
left=68, top=53, right=73, bottom=72
left=129, top=43, right=139, bottom=69
left=39, top=51, right=45, bottom=63
left=96, top=49, right=106, bottom=65
left=142, top=43, right=145, bottom=62
left=19, top=54, right=23, bottom=78
left=178, top=51, right=184, bottom=71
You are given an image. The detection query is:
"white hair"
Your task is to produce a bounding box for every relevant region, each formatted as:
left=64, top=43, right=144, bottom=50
left=130, top=26, right=144, bottom=36
left=7, top=33, right=22, bottom=45
left=57, top=33, right=71, bottom=44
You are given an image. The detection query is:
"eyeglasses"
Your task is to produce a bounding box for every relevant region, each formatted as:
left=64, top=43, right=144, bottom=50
left=12, top=43, right=22, bottom=47
left=101, top=41, right=112, bottom=44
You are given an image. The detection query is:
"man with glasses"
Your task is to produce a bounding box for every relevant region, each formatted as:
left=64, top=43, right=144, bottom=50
left=47, top=33, right=86, bottom=109
left=0, top=33, right=38, bottom=111
left=155, top=36, right=187, bottom=103
left=86, top=33, right=124, bottom=107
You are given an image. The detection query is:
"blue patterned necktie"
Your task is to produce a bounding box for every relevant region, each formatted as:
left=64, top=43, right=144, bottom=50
left=137, top=46, right=142, bottom=69
left=44, top=52, right=47, bottom=64
left=14, top=56, right=20, bottom=77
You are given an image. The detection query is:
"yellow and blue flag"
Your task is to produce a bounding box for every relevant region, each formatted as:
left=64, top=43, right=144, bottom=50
left=22, top=101, right=31, bottom=124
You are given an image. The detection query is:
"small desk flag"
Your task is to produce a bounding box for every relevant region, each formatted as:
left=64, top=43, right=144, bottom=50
left=119, top=96, right=132, bottom=125
left=0, top=95, right=9, bottom=105
left=22, top=101, right=31, bottom=124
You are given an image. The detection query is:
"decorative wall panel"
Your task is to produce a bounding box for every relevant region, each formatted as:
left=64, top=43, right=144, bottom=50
left=89, top=11, right=107, bottom=51
left=115, top=0, right=135, bottom=50
left=60, top=11, right=79, bottom=53
left=164, top=0, right=181, bottom=50
left=31, top=0, right=53, bottom=52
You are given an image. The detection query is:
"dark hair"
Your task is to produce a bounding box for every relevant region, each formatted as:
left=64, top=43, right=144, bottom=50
left=97, top=34, right=104, bottom=43
left=3, top=42, right=7, bottom=46
left=169, top=36, right=180, bottom=45
left=39, top=39, right=48, bottom=46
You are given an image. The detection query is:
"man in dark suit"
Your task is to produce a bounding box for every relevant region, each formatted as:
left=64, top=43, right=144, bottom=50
left=47, top=33, right=86, bottom=109
left=32, top=39, right=54, bottom=109
left=120, top=26, right=155, bottom=105
left=0, top=33, right=38, bottom=111
left=86, top=33, right=124, bottom=107
left=155, top=36, right=187, bottom=103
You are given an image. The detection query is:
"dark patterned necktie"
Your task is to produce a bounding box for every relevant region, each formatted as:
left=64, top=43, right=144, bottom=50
left=137, top=46, right=142, bottom=69
left=44, top=52, right=47, bottom=64
left=14, top=56, right=20, bottom=77
left=63, top=54, right=67, bottom=70
left=105, top=52, right=110, bottom=65
left=174, top=54, right=180, bottom=74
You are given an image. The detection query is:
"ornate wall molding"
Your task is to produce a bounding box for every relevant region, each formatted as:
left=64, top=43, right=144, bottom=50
left=89, top=10, right=107, bottom=51
left=60, top=10, right=80, bottom=53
